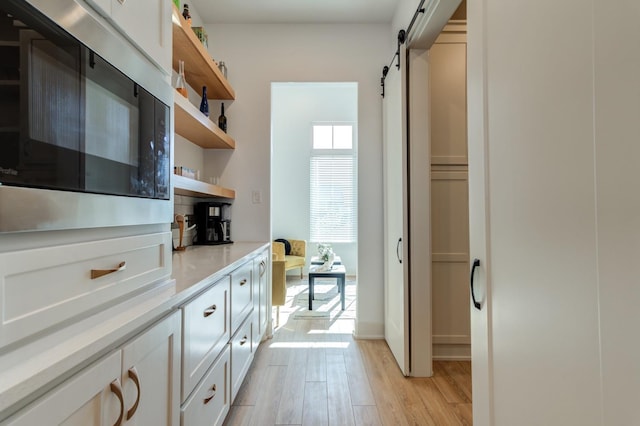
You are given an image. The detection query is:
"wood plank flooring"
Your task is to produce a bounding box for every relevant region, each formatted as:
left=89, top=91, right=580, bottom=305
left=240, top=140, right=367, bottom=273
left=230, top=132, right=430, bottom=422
left=224, top=316, right=472, bottom=426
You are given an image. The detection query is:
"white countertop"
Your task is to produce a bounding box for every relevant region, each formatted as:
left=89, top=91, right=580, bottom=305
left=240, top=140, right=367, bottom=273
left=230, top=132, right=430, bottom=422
left=0, top=241, right=269, bottom=420
left=171, top=242, right=269, bottom=303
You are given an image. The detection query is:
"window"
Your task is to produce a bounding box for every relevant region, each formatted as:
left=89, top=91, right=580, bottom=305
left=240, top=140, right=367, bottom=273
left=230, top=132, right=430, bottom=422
left=310, top=123, right=357, bottom=243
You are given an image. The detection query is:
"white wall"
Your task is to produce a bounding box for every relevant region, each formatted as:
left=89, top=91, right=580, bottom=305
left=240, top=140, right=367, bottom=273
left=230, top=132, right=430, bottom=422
left=392, top=0, right=421, bottom=35
left=200, top=22, right=391, bottom=337
left=271, top=82, right=358, bottom=275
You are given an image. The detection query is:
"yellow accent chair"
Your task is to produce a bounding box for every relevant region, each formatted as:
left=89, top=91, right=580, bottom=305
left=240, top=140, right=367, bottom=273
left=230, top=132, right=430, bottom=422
left=271, top=239, right=306, bottom=327
left=272, top=239, right=306, bottom=280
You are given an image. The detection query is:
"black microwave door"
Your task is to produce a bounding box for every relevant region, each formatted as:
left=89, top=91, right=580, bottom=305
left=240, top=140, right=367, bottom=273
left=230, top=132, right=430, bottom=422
left=20, top=30, right=83, bottom=191
left=134, top=86, right=155, bottom=198
left=154, top=99, right=170, bottom=200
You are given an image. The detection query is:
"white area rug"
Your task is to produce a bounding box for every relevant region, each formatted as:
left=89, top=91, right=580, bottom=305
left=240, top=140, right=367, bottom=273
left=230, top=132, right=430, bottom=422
left=280, top=276, right=356, bottom=320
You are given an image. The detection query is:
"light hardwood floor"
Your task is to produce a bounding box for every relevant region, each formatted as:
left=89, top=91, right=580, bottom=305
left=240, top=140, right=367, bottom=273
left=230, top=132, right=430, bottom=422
left=224, top=313, right=472, bottom=425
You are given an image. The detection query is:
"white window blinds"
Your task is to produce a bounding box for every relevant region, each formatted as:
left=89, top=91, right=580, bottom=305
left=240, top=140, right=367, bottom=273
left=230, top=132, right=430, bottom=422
left=310, top=155, right=357, bottom=242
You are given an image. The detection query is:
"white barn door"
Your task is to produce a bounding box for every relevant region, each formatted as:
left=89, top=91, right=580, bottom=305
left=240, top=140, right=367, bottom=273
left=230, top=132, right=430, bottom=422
left=382, top=47, right=409, bottom=375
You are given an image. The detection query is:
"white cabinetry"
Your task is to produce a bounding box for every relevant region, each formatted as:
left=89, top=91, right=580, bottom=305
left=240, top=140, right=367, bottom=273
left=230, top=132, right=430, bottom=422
left=230, top=317, right=253, bottom=401
left=178, top=246, right=267, bottom=425
left=120, top=311, right=181, bottom=425
left=181, top=346, right=230, bottom=426
left=181, top=277, right=230, bottom=402
left=230, top=262, right=253, bottom=335
left=2, top=311, right=181, bottom=425
left=85, top=0, right=171, bottom=73
left=252, top=249, right=269, bottom=347
left=1, top=351, right=122, bottom=425
left=0, top=232, right=172, bottom=350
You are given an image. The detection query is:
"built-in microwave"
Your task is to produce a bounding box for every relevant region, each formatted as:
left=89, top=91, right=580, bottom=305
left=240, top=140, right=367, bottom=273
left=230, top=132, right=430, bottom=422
left=0, top=0, right=173, bottom=233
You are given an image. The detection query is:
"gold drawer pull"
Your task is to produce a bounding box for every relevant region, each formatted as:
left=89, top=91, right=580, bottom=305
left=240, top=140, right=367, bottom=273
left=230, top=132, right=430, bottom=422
left=203, top=304, right=217, bottom=317
left=203, top=384, right=217, bottom=404
left=239, top=335, right=248, bottom=346
left=126, top=367, right=140, bottom=420
left=110, top=380, right=124, bottom=426
left=239, top=278, right=247, bottom=286
left=91, top=261, right=126, bottom=279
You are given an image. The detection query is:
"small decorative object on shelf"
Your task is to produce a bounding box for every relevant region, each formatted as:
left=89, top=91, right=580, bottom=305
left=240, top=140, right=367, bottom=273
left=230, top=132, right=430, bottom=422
left=218, top=103, right=227, bottom=132
left=176, top=60, right=188, bottom=98
left=200, top=86, right=209, bottom=117
left=192, top=27, right=208, bottom=48
left=182, top=4, right=192, bottom=26
left=174, top=166, right=197, bottom=179
left=218, top=61, right=227, bottom=78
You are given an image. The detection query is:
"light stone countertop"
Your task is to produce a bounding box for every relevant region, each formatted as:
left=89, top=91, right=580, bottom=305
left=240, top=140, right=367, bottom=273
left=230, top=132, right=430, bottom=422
left=171, top=241, right=269, bottom=304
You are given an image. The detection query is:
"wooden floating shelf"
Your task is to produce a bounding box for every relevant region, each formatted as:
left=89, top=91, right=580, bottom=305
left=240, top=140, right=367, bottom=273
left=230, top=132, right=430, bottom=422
left=174, top=94, right=235, bottom=149
left=173, top=174, right=236, bottom=199
left=171, top=4, right=235, bottom=100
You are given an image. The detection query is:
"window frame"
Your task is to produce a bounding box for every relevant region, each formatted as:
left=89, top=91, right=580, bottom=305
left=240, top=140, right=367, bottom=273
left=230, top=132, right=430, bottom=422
left=309, top=122, right=358, bottom=244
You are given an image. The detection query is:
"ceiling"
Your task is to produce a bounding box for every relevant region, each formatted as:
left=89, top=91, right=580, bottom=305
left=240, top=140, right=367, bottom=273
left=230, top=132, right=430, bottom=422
left=189, top=0, right=401, bottom=24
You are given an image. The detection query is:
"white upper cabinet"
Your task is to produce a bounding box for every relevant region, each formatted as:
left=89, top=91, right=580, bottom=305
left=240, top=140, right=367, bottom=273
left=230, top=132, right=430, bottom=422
left=85, top=0, right=172, bottom=73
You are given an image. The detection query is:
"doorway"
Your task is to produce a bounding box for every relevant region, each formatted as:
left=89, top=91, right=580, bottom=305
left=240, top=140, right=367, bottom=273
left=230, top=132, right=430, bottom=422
left=429, top=18, right=471, bottom=361
left=270, top=82, right=359, bottom=324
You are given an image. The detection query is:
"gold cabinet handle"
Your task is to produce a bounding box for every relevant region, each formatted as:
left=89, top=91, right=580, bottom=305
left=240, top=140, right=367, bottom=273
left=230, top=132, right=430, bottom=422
left=239, top=278, right=247, bottom=286
left=203, top=304, right=217, bottom=317
left=126, top=367, right=141, bottom=420
left=110, top=380, right=124, bottom=426
left=91, top=261, right=126, bottom=279
left=203, top=384, right=217, bottom=404
left=239, top=335, right=248, bottom=346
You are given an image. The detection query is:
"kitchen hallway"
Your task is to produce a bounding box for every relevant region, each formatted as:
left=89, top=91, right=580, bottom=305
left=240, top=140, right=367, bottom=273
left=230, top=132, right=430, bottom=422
left=224, top=297, right=472, bottom=425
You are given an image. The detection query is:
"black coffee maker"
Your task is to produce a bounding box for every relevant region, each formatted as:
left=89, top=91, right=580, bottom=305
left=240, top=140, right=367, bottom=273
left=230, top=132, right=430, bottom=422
left=195, top=202, right=232, bottom=245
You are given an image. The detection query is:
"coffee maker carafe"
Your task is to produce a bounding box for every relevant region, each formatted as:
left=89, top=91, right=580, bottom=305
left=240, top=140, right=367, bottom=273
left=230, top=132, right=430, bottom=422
left=195, top=202, right=232, bottom=245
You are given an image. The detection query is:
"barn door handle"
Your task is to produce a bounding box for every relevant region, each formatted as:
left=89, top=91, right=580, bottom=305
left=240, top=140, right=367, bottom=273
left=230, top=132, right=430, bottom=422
left=396, top=238, right=402, bottom=264
left=470, top=258, right=482, bottom=310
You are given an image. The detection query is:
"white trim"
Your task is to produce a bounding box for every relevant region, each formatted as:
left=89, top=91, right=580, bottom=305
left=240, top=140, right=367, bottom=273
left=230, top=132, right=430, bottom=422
left=433, top=334, right=471, bottom=345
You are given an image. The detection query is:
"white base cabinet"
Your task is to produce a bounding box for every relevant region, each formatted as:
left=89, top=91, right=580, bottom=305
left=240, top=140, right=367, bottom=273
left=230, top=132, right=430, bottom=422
left=181, top=277, right=230, bottom=402
left=230, top=316, right=254, bottom=401
left=181, top=346, right=230, bottom=426
left=178, top=246, right=269, bottom=425
left=1, top=351, right=122, bottom=425
left=2, top=311, right=181, bottom=425
left=252, top=249, right=269, bottom=347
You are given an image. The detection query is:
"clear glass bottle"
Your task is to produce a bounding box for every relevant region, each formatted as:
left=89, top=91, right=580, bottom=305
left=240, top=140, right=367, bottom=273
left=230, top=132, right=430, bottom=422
left=199, top=86, right=209, bottom=117
left=176, top=60, right=187, bottom=98
left=218, top=61, right=227, bottom=79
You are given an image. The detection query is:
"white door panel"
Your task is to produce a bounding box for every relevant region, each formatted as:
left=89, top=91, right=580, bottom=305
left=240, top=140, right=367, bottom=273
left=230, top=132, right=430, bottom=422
left=382, top=48, right=409, bottom=375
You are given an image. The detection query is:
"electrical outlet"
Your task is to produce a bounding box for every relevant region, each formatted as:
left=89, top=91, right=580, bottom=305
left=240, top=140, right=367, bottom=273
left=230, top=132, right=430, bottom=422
left=252, top=190, right=262, bottom=204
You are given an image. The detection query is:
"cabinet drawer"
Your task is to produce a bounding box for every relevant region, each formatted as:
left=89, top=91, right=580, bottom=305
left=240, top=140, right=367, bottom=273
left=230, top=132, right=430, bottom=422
left=0, top=232, right=171, bottom=349
left=182, top=277, right=230, bottom=402
left=230, top=316, right=253, bottom=401
left=230, top=262, right=253, bottom=335
left=181, top=345, right=230, bottom=426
